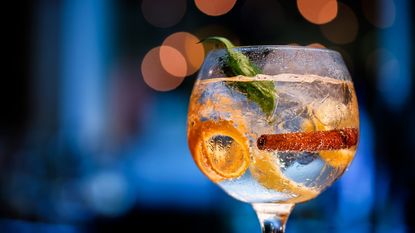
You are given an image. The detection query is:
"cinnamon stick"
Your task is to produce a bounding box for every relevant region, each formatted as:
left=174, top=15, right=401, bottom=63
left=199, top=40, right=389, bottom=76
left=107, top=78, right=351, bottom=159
left=257, top=128, right=358, bottom=152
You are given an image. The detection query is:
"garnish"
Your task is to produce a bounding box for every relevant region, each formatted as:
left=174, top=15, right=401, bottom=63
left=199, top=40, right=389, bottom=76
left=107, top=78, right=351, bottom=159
left=257, top=128, right=358, bottom=152
left=201, top=36, right=276, bottom=116
left=188, top=120, right=250, bottom=182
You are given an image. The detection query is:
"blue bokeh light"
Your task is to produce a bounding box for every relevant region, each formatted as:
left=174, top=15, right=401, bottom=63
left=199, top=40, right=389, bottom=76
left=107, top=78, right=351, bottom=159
left=378, top=0, right=412, bottom=111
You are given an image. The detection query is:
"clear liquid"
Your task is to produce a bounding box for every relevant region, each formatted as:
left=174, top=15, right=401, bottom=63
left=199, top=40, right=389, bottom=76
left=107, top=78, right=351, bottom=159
left=187, top=74, right=359, bottom=203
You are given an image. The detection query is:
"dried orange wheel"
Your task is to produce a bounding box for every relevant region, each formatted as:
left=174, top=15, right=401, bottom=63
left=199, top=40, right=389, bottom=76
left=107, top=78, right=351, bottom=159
left=188, top=120, right=250, bottom=182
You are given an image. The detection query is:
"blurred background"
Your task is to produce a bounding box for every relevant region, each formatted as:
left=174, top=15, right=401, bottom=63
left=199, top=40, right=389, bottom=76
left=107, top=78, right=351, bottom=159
left=2, top=0, right=414, bottom=232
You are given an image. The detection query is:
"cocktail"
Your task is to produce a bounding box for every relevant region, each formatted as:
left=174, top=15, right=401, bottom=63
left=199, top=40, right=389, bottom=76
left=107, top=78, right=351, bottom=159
left=187, top=38, right=359, bottom=233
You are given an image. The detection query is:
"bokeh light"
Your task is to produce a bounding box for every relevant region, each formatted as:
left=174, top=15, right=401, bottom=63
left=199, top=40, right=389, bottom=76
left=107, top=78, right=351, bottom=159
left=362, top=0, right=395, bottom=28
left=162, top=32, right=205, bottom=76
left=141, top=0, right=187, bottom=28
left=307, top=43, right=326, bottom=48
left=84, top=172, right=133, bottom=216
left=141, top=46, right=185, bottom=91
left=194, top=0, right=237, bottom=16
left=297, top=0, right=338, bottom=25
left=377, top=50, right=400, bottom=84
left=374, top=48, right=411, bottom=109
left=366, top=49, right=397, bottom=80
left=320, top=3, right=358, bottom=44
left=159, top=46, right=188, bottom=77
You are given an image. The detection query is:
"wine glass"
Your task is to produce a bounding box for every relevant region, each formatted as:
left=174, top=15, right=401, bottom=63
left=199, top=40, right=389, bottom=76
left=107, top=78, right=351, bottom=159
left=187, top=45, right=359, bottom=233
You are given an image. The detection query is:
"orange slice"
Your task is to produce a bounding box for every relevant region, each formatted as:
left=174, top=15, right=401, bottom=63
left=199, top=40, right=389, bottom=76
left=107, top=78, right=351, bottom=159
left=250, top=151, right=319, bottom=203
left=319, top=149, right=355, bottom=168
left=188, top=120, right=250, bottom=182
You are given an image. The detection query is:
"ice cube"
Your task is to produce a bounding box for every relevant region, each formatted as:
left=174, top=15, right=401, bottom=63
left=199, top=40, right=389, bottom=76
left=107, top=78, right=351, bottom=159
left=313, top=98, right=348, bottom=128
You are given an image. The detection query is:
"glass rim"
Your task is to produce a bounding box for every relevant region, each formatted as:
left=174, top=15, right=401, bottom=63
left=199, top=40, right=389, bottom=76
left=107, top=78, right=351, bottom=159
left=208, top=45, right=341, bottom=56
left=199, top=44, right=350, bottom=81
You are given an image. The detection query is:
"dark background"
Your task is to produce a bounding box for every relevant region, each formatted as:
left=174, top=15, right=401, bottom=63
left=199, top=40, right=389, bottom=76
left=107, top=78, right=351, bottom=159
left=2, top=0, right=414, bottom=232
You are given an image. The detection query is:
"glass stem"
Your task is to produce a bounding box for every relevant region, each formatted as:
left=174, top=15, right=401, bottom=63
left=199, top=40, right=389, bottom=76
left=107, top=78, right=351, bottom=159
left=252, top=203, right=295, bottom=233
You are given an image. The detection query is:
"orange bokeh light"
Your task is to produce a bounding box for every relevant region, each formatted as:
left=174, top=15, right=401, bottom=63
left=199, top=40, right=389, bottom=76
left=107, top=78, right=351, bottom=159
left=320, top=3, right=358, bottom=44
left=307, top=43, right=326, bottom=48
left=297, top=0, right=338, bottom=25
left=162, top=32, right=205, bottom=76
left=141, top=0, right=187, bottom=28
left=194, top=0, right=237, bottom=16
left=159, top=46, right=188, bottom=77
left=141, top=46, right=185, bottom=91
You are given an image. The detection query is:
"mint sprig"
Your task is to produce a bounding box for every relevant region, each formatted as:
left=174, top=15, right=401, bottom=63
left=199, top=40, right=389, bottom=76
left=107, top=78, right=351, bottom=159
left=201, top=36, right=276, bottom=116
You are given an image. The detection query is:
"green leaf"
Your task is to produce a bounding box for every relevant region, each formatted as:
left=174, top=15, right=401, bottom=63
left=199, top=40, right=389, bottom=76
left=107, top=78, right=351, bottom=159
left=202, top=36, right=276, bottom=116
